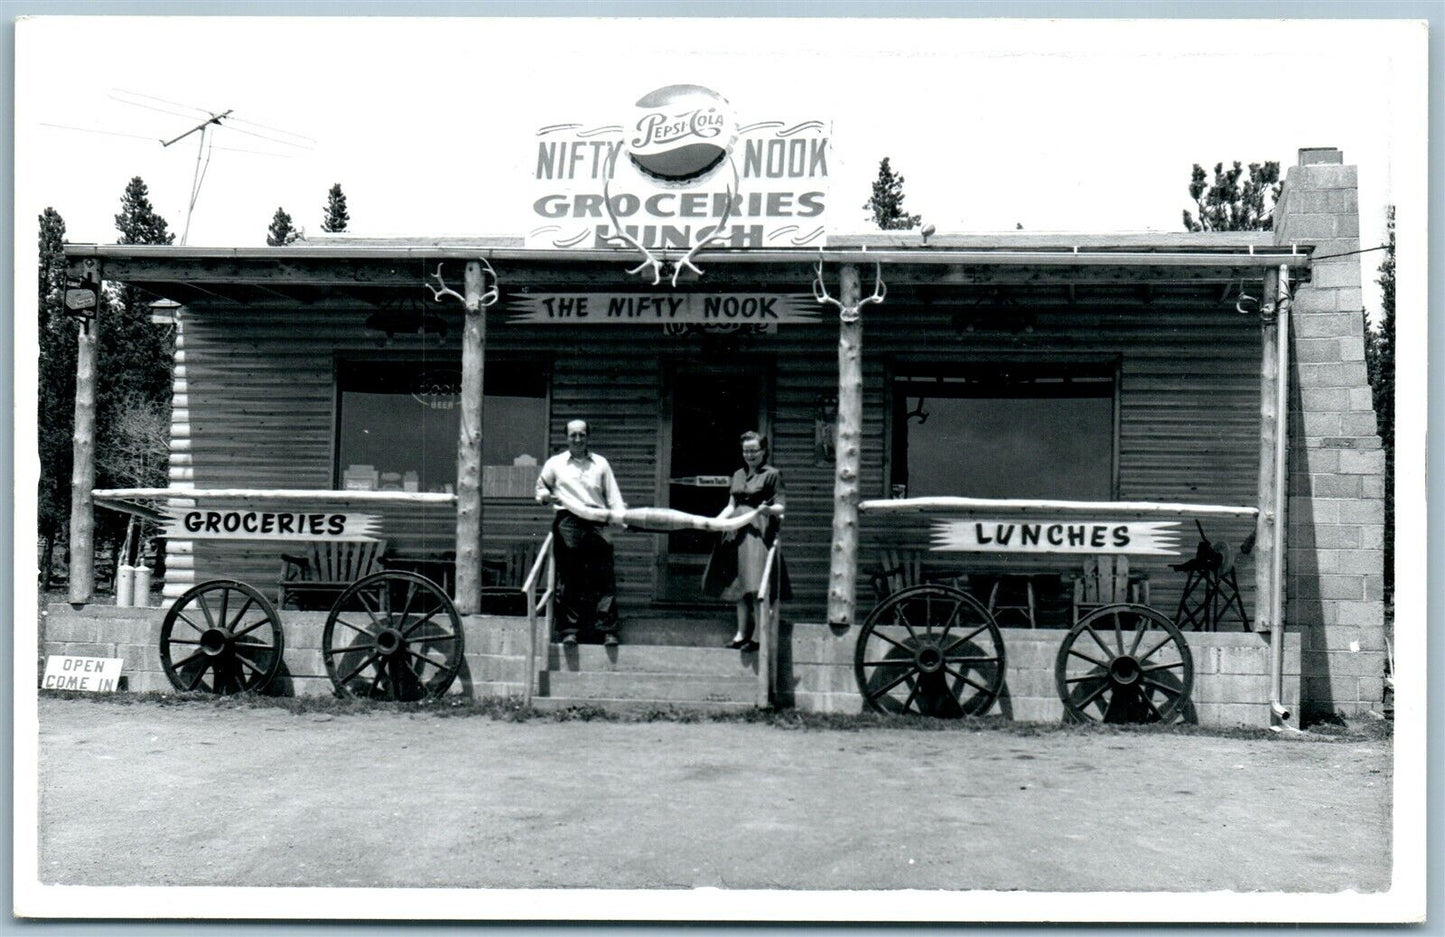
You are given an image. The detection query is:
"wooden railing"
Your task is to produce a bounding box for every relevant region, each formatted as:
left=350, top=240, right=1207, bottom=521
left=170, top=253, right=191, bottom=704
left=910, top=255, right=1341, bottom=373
left=522, top=531, right=555, bottom=707
left=755, top=537, right=782, bottom=708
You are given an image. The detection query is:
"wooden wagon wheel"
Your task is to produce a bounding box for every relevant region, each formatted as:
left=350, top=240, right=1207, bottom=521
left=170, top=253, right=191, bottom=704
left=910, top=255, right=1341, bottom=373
left=322, top=571, right=464, bottom=702
left=160, top=579, right=285, bottom=695
left=1055, top=603, right=1194, bottom=724
left=854, top=584, right=1006, bottom=718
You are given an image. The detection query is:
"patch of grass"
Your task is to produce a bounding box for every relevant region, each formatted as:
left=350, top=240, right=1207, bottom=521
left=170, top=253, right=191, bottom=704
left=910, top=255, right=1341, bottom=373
left=35, top=689, right=1393, bottom=743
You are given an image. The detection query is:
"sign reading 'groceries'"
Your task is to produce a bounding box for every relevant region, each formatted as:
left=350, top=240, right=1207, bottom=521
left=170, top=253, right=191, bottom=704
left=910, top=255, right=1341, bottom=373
left=160, top=508, right=381, bottom=542
left=529, top=84, right=831, bottom=250
left=931, top=519, right=1183, bottom=556
left=506, top=293, right=819, bottom=324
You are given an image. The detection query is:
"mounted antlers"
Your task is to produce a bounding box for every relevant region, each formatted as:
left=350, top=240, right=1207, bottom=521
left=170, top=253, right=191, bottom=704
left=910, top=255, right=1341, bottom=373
left=600, top=148, right=738, bottom=288
left=427, top=259, right=499, bottom=312
left=813, top=258, right=887, bottom=323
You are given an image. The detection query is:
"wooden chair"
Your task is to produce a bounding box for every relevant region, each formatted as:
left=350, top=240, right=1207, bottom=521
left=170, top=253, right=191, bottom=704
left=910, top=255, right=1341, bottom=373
left=1072, top=555, right=1150, bottom=624
left=278, top=539, right=388, bottom=610
left=870, top=547, right=926, bottom=601
left=480, top=540, right=543, bottom=616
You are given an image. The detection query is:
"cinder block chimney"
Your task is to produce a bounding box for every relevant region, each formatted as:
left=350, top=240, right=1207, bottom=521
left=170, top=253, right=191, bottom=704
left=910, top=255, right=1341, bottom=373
left=1273, top=148, right=1387, bottom=719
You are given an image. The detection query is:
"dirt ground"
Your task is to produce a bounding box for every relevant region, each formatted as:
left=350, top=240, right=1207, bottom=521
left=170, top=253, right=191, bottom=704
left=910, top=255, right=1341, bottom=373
left=32, top=696, right=1392, bottom=894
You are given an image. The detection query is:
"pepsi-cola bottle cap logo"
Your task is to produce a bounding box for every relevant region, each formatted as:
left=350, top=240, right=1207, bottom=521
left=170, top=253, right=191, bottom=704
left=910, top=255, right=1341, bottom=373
left=626, top=84, right=737, bottom=184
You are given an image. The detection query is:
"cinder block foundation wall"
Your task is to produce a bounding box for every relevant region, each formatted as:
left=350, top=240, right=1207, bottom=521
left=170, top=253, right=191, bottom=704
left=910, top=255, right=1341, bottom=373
left=1273, top=148, right=1388, bottom=718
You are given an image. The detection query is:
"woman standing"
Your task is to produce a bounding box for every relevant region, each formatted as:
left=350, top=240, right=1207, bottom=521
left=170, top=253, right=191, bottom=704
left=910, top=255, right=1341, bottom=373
left=702, top=431, right=792, bottom=651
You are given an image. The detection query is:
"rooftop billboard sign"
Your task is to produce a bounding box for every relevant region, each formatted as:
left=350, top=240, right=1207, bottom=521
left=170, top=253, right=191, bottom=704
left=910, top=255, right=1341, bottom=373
left=528, top=84, right=831, bottom=254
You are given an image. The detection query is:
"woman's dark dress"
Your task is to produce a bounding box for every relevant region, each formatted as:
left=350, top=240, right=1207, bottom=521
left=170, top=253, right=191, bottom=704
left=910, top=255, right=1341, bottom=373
left=701, top=464, right=792, bottom=602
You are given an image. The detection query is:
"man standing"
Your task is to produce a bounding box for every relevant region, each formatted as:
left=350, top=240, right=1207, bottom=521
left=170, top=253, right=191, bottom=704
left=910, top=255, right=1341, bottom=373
left=535, top=419, right=627, bottom=646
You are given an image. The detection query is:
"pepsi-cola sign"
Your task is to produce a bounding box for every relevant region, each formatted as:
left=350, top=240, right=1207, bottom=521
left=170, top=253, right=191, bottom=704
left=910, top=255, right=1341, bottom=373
left=529, top=85, right=830, bottom=251
left=627, top=85, right=737, bottom=184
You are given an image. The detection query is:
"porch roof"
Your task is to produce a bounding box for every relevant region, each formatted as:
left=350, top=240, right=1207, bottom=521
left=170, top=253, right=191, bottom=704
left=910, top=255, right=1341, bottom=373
left=64, top=232, right=1312, bottom=310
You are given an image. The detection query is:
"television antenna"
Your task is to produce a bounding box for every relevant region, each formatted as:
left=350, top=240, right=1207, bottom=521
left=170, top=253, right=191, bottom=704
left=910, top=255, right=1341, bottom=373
left=160, top=109, right=232, bottom=246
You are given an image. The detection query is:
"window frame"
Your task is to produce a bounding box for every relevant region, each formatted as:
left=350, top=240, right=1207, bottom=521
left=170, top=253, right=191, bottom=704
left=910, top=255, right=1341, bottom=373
left=884, top=356, right=1122, bottom=501
left=331, top=353, right=552, bottom=499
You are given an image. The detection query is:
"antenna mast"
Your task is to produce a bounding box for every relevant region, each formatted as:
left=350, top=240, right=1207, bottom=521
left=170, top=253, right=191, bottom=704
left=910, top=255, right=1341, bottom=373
left=162, top=109, right=232, bottom=245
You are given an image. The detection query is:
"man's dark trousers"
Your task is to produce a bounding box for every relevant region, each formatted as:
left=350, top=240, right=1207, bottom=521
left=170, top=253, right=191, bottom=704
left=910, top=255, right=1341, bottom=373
left=552, top=511, right=618, bottom=639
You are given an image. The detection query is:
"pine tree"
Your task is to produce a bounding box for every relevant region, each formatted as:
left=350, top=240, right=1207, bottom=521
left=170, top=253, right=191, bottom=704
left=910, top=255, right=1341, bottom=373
left=37, top=207, right=76, bottom=585
left=1371, top=206, right=1395, bottom=605
left=267, top=207, right=301, bottom=246
left=322, top=183, right=349, bottom=233
left=863, top=158, right=922, bottom=230
left=1182, top=161, right=1282, bottom=232
left=96, top=178, right=176, bottom=567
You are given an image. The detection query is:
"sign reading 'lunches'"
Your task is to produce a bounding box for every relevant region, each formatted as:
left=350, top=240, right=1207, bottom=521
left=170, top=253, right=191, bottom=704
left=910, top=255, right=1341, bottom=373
left=931, top=519, right=1183, bottom=556
left=529, top=84, right=831, bottom=250
left=160, top=508, right=381, bottom=542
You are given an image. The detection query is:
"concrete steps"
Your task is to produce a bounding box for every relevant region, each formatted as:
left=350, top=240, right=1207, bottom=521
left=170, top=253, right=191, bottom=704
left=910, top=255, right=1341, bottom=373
left=533, top=617, right=766, bottom=711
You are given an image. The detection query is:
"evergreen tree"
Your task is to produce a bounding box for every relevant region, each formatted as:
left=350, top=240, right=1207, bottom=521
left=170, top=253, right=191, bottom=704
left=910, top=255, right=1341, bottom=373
left=1182, top=161, right=1282, bottom=232
left=322, top=183, right=349, bottom=233
left=863, top=158, right=922, bottom=230
left=267, top=207, right=301, bottom=246
left=1371, top=206, right=1395, bottom=605
left=37, top=208, right=76, bottom=585
left=96, top=177, right=176, bottom=566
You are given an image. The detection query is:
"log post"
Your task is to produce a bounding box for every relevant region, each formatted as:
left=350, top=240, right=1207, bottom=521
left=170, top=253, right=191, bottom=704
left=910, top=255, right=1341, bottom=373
left=453, top=260, right=488, bottom=615
left=1253, top=267, right=1283, bottom=636
left=826, top=264, right=863, bottom=627
left=67, top=259, right=102, bottom=604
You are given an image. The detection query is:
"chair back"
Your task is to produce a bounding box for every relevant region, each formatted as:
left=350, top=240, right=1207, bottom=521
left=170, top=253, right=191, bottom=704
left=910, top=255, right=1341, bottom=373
left=1080, top=555, right=1132, bottom=605
left=308, top=539, right=386, bottom=582
left=876, top=547, right=925, bottom=599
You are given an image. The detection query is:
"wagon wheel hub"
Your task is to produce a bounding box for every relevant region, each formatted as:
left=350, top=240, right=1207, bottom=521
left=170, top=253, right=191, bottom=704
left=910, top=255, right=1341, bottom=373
left=374, top=628, right=405, bottom=658
left=913, top=642, right=944, bottom=674
left=1108, top=654, right=1141, bottom=686
left=199, top=627, right=233, bottom=657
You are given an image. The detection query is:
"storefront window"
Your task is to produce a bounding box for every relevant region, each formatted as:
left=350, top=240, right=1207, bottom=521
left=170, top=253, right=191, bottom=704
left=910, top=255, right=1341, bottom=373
left=336, top=359, right=548, bottom=497
left=890, top=364, right=1116, bottom=501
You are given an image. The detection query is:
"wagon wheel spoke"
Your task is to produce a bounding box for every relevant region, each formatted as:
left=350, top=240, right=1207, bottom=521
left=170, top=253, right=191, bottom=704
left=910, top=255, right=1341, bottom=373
left=231, top=654, right=265, bottom=678
left=1112, top=609, right=1125, bottom=655
left=224, top=596, right=255, bottom=631
left=338, top=652, right=383, bottom=687
left=941, top=663, right=991, bottom=695
left=406, top=633, right=457, bottom=646
left=174, top=612, right=205, bottom=635
left=1140, top=660, right=1185, bottom=674
left=195, top=593, right=217, bottom=630
left=401, top=606, right=446, bottom=639
left=890, top=605, right=922, bottom=644
left=185, top=661, right=210, bottom=692
left=1066, top=647, right=1111, bottom=670
left=934, top=598, right=965, bottom=643
left=1139, top=675, right=1184, bottom=698
left=331, top=616, right=372, bottom=639
left=939, top=621, right=991, bottom=656
left=1064, top=670, right=1110, bottom=686
left=865, top=665, right=918, bottom=702
left=865, top=628, right=912, bottom=655
left=170, top=649, right=205, bottom=671
left=1136, top=634, right=1175, bottom=664
left=323, top=641, right=376, bottom=657
left=943, top=653, right=1000, bottom=664
left=167, top=638, right=202, bottom=647
left=1128, top=611, right=1152, bottom=656
left=899, top=677, right=922, bottom=714
left=1083, top=624, right=1115, bottom=660
left=232, top=617, right=274, bottom=640
left=1137, top=687, right=1166, bottom=722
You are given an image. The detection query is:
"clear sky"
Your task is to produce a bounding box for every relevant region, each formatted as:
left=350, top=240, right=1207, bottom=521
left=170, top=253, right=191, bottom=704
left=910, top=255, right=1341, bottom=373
left=13, top=16, right=1425, bottom=322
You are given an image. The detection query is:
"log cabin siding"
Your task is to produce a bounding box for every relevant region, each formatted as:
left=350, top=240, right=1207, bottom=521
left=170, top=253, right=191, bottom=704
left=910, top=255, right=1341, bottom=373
left=170, top=297, right=1261, bottom=628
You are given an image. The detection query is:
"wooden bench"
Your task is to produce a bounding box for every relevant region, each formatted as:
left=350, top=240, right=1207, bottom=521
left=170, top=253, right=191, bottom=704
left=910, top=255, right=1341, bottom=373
left=277, top=539, right=388, bottom=611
